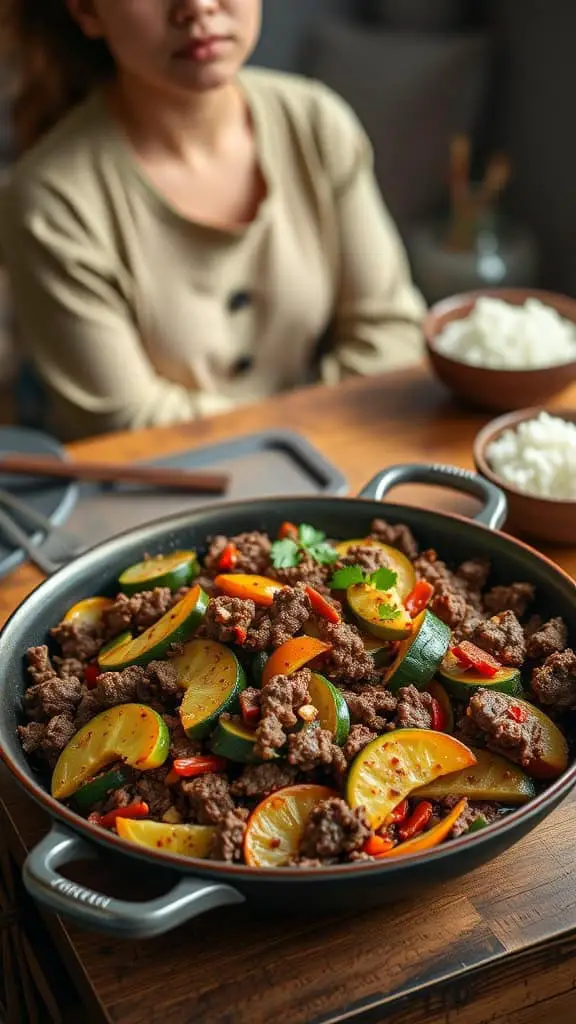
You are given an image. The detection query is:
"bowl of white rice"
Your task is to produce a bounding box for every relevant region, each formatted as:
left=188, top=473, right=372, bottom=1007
left=474, top=407, right=576, bottom=544
left=424, top=288, right=576, bottom=412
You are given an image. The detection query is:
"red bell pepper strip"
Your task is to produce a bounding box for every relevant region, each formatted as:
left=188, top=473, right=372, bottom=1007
left=304, top=586, right=341, bottom=624
left=430, top=697, right=446, bottom=732
left=172, top=756, right=228, bottom=779
left=404, top=580, right=434, bottom=618
left=451, top=641, right=501, bottom=678
left=508, top=704, right=528, bottom=723
left=240, top=689, right=261, bottom=726
left=398, top=801, right=433, bottom=841
left=218, top=543, right=239, bottom=571
left=363, top=835, right=396, bottom=857
left=93, top=801, right=149, bottom=830
left=386, top=798, right=409, bottom=825
left=233, top=626, right=248, bottom=645
left=278, top=521, right=298, bottom=540
left=84, top=662, right=100, bottom=689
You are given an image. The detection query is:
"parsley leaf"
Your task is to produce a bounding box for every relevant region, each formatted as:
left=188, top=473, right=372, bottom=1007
left=298, top=523, right=326, bottom=548
left=370, top=566, right=398, bottom=591
left=329, top=565, right=366, bottom=589
left=308, top=541, right=339, bottom=566
left=379, top=603, right=402, bottom=621
left=270, top=538, right=301, bottom=569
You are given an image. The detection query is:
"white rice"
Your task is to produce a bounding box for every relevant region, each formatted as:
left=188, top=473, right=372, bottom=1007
left=435, top=296, right=576, bottom=369
left=486, top=412, right=576, bottom=500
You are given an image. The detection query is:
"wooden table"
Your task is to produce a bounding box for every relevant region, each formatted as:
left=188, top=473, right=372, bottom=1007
left=2, top=364, right=576, bottom=1024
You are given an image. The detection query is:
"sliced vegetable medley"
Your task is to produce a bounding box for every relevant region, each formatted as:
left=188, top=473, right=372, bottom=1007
left=18, top=522, right=575, bottom=867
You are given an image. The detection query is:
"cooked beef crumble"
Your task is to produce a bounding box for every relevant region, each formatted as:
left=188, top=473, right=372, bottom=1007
left=466, top=690, right=544, bottom=767
left=19, top=515, right=573, bottom=870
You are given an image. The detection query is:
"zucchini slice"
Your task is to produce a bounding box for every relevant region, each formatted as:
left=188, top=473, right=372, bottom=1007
left=116, top=819, right=215, bottom=858
left=74, top=767, right=130, bottom=813
left=209, top=717, right=260, bottom=763
left=308, top=673, right=350, bottom=745
left=244, top=784, right=338, bottom=867
left=63, top=596, right=113, bottom=628
left=52, top=705, right=169, bottom=800
left=384, top=609, right=451, bottom=693
left=176, top=639, right=246, bottom=739
left=250, top=651, right=269, bottom=687
left=346, top=728, right=476, bottom=829
left=438, top=656, right=523, bottom=699
left=334, top=539, right=416, bottom=598
left=414, top=747, right=536, bottom=803
left=97, top=584, right=208, bottom=670
left=118, top=551, right=199, bottom=595
left=347, top=582, right=413, bottom=641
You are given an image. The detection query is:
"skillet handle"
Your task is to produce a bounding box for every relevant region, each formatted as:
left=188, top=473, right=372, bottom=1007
left=23, top=823, right=245, bottom=939
left=358, top=463, right=507, bottom=531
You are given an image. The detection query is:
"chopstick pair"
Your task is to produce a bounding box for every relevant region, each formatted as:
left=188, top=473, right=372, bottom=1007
left=0, top=455, right=230, bottom=495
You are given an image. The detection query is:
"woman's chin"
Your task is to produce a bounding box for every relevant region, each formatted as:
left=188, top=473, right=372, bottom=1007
left=171, top=59, right=238, bottom=94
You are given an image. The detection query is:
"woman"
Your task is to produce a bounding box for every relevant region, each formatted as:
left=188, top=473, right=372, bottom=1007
left=0, top=1, right=425, bottom=441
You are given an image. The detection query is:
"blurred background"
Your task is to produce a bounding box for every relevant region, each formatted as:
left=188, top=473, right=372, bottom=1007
left=0, top=0, right=575, bottom=388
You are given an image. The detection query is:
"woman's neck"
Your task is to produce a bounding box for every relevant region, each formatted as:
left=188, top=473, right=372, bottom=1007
left=107, top=72, right=245, bottom=160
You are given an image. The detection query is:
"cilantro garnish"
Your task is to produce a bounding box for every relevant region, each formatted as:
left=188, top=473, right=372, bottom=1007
left=378, top=603, right=402, bottom=621
left=270, top=524, right=338, bottom=570
left=329, top=564, right=398, bottom=591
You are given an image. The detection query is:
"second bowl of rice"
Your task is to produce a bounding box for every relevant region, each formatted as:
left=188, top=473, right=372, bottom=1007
left=424, top=288, right=576, bottom=412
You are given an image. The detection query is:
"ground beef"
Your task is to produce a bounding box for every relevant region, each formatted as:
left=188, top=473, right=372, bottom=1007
left=50, top=621, right=102, bottom=662
left=54, top=656, right=85, bottom=680
left=343, top=725, right=377, bottom=763
left=96, top=666, right=144, bottom=707
left=335, top=544, right=391, bottom=576
left=253, top=713, right=287, bottom=761
left=180, top=773, right=235, bottom=825
left=23, top=675, right=83, bottom=723
left=244, top=585, right=312, bottom=651
left=370, top=519, right=418, bottom=560
left=140, top=661, right=180, bottom=704
left=135, top=769, right=173, bottom=819
left=483, top=583, right=535, bottom=618
left=413, top=549, right=481, bottom=630
left=466, top=690, right=544, bottom=767
left=316, top=620, right=375, bottom=682
left=341, top=688, right=397, bottom=732
left=447, top=799, right=500, bottom=838
left=526, top=618, right=568, bottom=661
left=396, top=685, right=434, bottom=729
left=471, top=611, right=526, bottom=667
left=456, top=559, right=491, bottom=591
left=74, top=691, right=105, bottom=729
left=162, top=716, right=202, bottom=760
left=287, top=723, right=340, bottom=771
left=430, top=587, right=469, bottom=630
left=261, top=669, right=311, bottom=727
left=531, top=649, right=576, bottom=709
left=231, top=763, right=299, bottom=799
left=18, top=715, right=76, bottom=767
left=299, top=798, right=371, bottom=860
left=204, top=596, right=256, bottom=644
left=27, top=646, right=56, bottom=685
left=102, top=588, right=174, bottom=638
left=210, top=808, right=249, bottom=863
left=452, top=606, right=484, bottom=644
left=271, top=553, right=331, bottom=595
left=204, top=532, right=272, bottom=576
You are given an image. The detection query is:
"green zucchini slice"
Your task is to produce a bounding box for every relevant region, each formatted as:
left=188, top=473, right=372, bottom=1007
left=118, top=551, right=199, bottom=595
left=176, top=639, right=246, bottom=739
left=384, top=609, right=451, bottom=693
left=209, top=718, right=260, bottom=763
left=97, top=585, right=208, bottom=670
left=308, top=673, right=350, bottom=745
left=347, top=582, right=413, bottom=641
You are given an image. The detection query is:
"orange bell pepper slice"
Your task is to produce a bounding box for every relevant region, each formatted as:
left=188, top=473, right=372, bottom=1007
left=379, top=798, right=468, bottom=858
left=261, top=636, right=332, bottom=686
left=214, top=574, right=285, bottom=607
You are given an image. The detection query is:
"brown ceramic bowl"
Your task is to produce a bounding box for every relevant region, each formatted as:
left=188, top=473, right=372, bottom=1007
left=473, top=407, right=576, bottom=545
left=424, top=288, right=576, bottom=412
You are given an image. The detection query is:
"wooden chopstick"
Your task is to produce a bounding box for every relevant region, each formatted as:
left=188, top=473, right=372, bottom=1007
left=0, top=455, right=230, bottom=494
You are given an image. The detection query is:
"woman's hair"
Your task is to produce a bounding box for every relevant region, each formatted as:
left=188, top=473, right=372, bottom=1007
left=0, top=1, right=114, bottom=153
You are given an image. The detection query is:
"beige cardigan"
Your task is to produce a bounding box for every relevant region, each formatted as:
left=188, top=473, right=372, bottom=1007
left=0, top=68, right=425, bottom=440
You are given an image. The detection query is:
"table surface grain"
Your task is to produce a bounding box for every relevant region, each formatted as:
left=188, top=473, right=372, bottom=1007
left=2, top=363, right=576, bottom=1024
